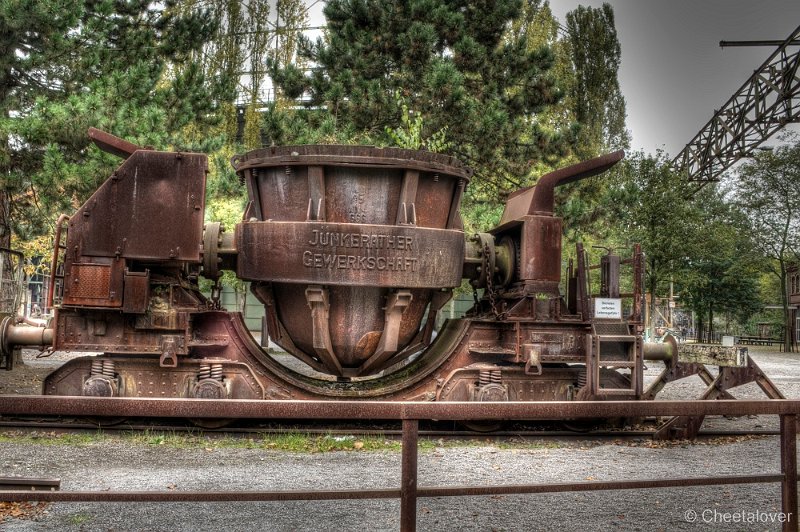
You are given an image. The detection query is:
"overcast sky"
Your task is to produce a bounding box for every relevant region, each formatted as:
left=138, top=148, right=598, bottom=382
left=550, top=1, right=800, bottom=156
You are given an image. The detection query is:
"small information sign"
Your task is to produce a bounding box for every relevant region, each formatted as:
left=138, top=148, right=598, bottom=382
left=594, top=298, right=622, bottom=319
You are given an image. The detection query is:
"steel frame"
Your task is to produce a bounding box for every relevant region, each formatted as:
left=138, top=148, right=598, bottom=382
left=675, top=24, right=800, bottom=183
left=0, top=397, right=798, bottom=531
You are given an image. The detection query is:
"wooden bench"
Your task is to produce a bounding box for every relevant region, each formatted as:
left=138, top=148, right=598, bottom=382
left=737, top=336, right=780, bottom=346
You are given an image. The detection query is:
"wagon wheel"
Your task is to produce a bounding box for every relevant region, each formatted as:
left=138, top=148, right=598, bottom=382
left=190, top=418, right=233, bottom=429
left=561, top=369, right=632, bottom=432
left=462, top=420, right=505, bottom=433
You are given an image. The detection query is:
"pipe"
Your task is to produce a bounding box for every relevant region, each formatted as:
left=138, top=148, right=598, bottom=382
left=1, top=318, right=54, bottom=359
left=529, top=150, right=625, bottom=215
left=88, top=128, right=143, bottom=159
left=6, top=324, right=54, bottom=347
left=643, top=334, right=677, bottom=362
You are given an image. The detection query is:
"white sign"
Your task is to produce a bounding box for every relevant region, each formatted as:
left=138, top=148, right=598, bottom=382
left=594, top=298, right=622, bottom=319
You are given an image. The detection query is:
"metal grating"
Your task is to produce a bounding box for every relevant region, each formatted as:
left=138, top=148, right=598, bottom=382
left=67, top=264, right=111, bottom=300
left=593, top=322, right=631, bottom=336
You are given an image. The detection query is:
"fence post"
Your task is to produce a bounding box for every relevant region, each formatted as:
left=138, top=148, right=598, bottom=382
left=780, top=414, right=797, bottom=532
left=401, top=419, right=419, bottom=532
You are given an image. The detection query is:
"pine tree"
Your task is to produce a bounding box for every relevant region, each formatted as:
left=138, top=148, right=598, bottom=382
left=1, top=0, right=231, bottom=243
left=271, top=0, right=568, bottom=197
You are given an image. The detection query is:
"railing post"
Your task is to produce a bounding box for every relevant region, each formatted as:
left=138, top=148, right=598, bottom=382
left=401, top=419, right=419, bottom=532
left=781, top=414, right=798, bottom=532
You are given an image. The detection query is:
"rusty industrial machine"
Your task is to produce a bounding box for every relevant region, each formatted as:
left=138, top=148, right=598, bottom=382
left=0, top=129, right=783, bottom=436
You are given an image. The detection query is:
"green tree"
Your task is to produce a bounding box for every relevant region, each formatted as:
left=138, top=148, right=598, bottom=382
left=1, top=0, right=229, bottom=241
left=0, top=0, right=87, bottom=246
left=732, top=136, right=800, bottom=351
left=271, top=0, right=568, bottom=197
left=563, top=2, right=629, bottom=157
left=548, top=2, right=628, bottom=244
left=604, top=151, right=700, bottom=336
left=679, top=188, right=763, bottom=341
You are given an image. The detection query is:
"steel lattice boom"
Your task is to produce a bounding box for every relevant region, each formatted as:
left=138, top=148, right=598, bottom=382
left=675, top=24, right=800, bottom=182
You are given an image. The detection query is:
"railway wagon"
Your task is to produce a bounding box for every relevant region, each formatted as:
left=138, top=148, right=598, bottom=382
left=1, top=129, right=777, bottom=437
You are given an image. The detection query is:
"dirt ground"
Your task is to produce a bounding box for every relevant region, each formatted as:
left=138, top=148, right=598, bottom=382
left=0, top=357, right=49, bottom=395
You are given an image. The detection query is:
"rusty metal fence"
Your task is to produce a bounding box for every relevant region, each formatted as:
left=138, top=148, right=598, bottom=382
left=0, top=397, right=798, bottom=531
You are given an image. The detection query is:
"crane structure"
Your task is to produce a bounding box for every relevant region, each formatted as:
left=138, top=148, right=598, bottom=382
left=674, top=24, right=800, bottom=183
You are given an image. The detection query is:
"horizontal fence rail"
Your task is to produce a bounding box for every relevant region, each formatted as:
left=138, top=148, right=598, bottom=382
left=1, top=396, right=800, bottom=419
left=0, top=396, right=798, bottom=531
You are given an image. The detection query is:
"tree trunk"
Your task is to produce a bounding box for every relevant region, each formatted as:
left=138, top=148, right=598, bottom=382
left=696, top=316, right=705, bottom=343
left=781, top=262, right=792, bottom=352
left=647, top=265, right=658, bottom=339
left=708, top=306, right=714, bottom=343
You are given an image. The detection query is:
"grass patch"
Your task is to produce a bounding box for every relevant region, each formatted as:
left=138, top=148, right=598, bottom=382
left=0, top=431, right=105, bottom=447
left=122, top=430, right=402, bottom=453
left=495, top=439, right=564, bottom=451
left=0, top=429, right=564, bottom=453
left=420, top=437, right=564, bottom=451
left=67, top=512, right=93, bottom=525
left=262, top=433, right=402, bottom=453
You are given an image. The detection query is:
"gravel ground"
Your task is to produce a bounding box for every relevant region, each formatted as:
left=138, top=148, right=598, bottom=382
left=1, top=346, right=798, bottom=531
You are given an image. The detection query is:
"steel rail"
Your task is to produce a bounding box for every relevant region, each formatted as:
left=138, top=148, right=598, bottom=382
left=0, top=476, right=60, bottom=492
left=0, top=474, right=782, bottom=502
left=0, top=419, right=782, bottom=438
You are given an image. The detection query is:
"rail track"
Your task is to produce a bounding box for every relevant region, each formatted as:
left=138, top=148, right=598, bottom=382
left=0, top=416, right=780, bottom=440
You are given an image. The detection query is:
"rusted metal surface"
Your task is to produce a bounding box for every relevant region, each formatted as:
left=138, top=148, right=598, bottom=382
left=122, top=269, right=150, bottom=314
left=236, top=222, right=464, bottom=288
left=88, top=127, right=143, bottom=159
left=230, top=144, right=472, bottom=179
left=650, top=351, right=786, bottom=440
left=234, top=145, right=468, bottom=376
left=0, top=130, right=793, bottom=527
left=418, top=474, right=785, bottom=497
left=781, top=414, right=798, bottom=531
left=0, top=131, right=788, bottom=448
left=0, top=318, right=52, bottom=348
left=401, top=419, right=419, bottom=532
left=497, top=151, right=624, bottom=225
left=43, top=355, right=264, bottom=400
left=528, top=150, right=624, bottom=215
left=46, top=214, right=69, bottom=310
left=63, top=259, right=124, bottom=307
left=0, top=488, right=399, bottom=502
left=1, top=396, right=799, bottom=420
left=0, top=474, right=785, bottom=501
left=518, top=214, right=563, bottom=286
left=67, top=150, right=207, bottom=263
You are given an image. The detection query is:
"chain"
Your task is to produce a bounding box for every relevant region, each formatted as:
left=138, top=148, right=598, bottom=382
left=210, top=280, right=222, bottom=310
left=483, top=242, right=503, bottom=319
